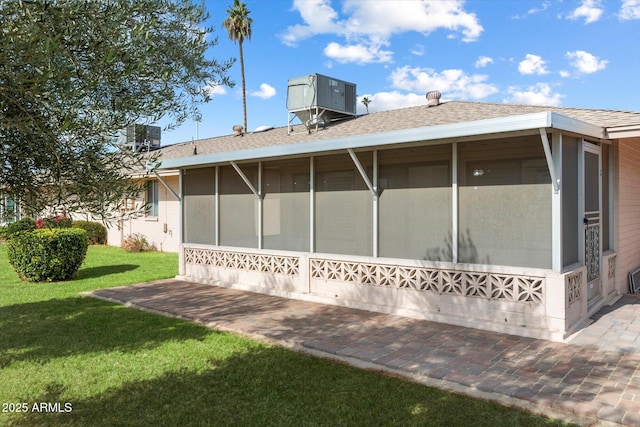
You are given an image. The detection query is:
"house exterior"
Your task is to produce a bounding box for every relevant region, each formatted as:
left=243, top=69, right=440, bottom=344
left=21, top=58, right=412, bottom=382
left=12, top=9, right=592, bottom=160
left=149, top=100, right=640, bottom=341
left=105, top=171, right=181, bottom=252
left=0, top=194, right=20, bottom=225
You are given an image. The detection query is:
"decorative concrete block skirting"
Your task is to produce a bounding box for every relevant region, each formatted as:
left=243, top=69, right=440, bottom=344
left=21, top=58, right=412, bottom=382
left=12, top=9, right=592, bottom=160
left=179, top=245, right=616, bottom=341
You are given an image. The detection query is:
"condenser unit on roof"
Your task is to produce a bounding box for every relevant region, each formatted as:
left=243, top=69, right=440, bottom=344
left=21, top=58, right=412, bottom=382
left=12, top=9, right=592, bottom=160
left=287, top=74, right=356, bottom=133
left=118, top=124, right=161, bottom=152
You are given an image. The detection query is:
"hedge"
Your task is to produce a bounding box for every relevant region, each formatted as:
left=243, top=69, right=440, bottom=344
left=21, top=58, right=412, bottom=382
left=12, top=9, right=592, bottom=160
left=7, top=228, right=88, bottom=282
left=71, top=220, right=107, bottom=245
left=5, top=218, right=36, bottom=238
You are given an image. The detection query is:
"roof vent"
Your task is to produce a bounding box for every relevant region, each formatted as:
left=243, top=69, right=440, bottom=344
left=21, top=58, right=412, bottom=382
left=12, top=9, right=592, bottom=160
left=426, top=90, right=441, bottom=107
left=232, top=125, right=244, bottom=137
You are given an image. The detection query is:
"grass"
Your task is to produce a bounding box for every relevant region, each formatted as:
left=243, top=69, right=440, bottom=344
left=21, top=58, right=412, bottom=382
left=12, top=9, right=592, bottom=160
left=0, top=244, right=575, bottom=426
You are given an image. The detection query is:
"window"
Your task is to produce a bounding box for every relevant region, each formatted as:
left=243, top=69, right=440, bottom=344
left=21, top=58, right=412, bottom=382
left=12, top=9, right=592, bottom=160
left=146, top=180, right=159, bottom=217
left=1, top=195, right=19, bottom=223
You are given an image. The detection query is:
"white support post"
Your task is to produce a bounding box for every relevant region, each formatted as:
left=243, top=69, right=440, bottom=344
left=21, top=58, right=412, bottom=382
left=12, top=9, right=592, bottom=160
left=178, top=169, right=184, bottom=276
left=347, top=148, right=376, bottom=197
left=258, top=161, right=263, bottom=249
left=373, top=149, right=379, bottom=258
left=607, top=144, right=614, bottom=252
left=230, top=161, right=260, bottom=198
left=540, top=128, right=560, bottom=194
left=215, top=166, right=220, bottom=246
left=309, top=156, right=315, bottom=253
left=551, top=131, right=563, bottom=273
left=178, top=170, right=183, bottom=245
left=452, top=142, right=458, bottom=264
left=578, top=139, right=585, bottom=266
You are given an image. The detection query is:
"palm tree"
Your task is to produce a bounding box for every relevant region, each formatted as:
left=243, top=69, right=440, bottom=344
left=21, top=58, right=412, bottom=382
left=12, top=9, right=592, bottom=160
left=223, top=0, right=252, bottom=133
left=361, top=96, right=372, bottom=114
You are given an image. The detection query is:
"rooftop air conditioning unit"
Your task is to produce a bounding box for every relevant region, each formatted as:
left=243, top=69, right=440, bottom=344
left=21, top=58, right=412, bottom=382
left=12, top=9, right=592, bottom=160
left=119, top=124, right=161, bottom=152
left=287, top=73, right=356, bottom=133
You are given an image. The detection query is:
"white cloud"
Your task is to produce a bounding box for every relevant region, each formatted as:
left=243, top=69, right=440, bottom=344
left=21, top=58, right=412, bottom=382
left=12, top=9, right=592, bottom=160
left=340, top=0, right=483, bottom=41
left=201, top=82, right=227, bottom=97
left=411, top=44, right=425, bottom=56
left=566, top=50, right=608, bottom=74
left=513, top=1, right=551, bottom=19
left=389, top=66, right=498, bottom=100
left=281, top=0, right=483, bottom=64
left=324, top=41, right=393, bottom=64
left=475, top=55, right=494, bottom=68
left=505, top=83, right=564, bottom=106
left=567, top=0, right=603, bottom=24
left=351, top=65, right=499, bottom=115
left=250, top=83, right=276, bottom=99
left=357, top=91, right=429, bottom=114
left=281, top=0, right=342, bottom=46
left=619, top=0, right=640, bottom=20
left=528, top=1, right=551, bottom=15
left=518, top=54, right=549, bottom=75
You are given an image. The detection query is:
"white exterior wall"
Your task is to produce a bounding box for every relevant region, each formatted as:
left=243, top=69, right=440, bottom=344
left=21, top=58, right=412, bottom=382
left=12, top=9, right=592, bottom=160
left=614, top=137, right=640, bottom=293
left=106, top=175, right=181, bottom=252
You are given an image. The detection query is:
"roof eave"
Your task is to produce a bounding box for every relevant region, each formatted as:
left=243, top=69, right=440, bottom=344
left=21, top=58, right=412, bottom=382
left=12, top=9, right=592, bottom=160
left=605, top=124, right=640, bottom=139
left=159, top=111, right=606, bottom=170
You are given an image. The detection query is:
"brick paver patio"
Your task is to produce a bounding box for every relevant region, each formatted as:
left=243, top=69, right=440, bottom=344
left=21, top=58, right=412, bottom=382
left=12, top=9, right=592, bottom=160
left=88, top=279, right=640, bottom=426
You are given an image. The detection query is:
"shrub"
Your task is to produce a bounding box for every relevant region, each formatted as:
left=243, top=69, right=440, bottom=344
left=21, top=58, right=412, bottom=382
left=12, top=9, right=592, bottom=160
left=5, top=218, right=36, bottom=238
left=0, top=225, right=6, bottom=241
left=122, top=233, right=156, bottom=252
left=36, top=215, right=72, bottom=229
left=7, top=228, right=88, bottom=282
left=72, top=220, right=107, bottom=245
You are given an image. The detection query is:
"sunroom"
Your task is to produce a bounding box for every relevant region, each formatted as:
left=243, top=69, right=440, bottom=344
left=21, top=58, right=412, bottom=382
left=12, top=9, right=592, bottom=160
left=161, top=109, right=616, bottom=341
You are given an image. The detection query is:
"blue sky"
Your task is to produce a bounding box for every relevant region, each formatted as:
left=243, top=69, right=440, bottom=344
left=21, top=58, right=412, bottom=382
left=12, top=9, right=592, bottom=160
left=159, top=0, right=640, bottom=146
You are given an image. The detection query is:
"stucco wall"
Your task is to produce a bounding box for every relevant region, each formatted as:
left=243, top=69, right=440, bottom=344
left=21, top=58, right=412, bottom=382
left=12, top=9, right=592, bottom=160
left=614, top=137, right=640, bottom=293
left=107, top=175, right=181, bottom=252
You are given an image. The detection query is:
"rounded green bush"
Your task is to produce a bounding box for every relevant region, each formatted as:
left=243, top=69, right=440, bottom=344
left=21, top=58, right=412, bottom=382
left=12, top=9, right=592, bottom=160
left=71, top=220, right=107, bottom=245
left=7, top=228, right=89, bottom=282
left=5, top=218, right=36, bottom=238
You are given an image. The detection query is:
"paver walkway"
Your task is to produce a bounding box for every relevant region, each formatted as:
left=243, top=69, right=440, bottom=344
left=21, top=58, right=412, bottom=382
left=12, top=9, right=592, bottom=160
left=88, top=279, right=640, bottom=427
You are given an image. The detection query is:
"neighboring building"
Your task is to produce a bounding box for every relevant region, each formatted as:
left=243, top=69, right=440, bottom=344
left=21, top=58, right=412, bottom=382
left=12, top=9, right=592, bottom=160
left=126, top=99, right=640, bottom=341
left=103, top=123, right=181, bottom=252
left=0, top=194, right=20, bottom=225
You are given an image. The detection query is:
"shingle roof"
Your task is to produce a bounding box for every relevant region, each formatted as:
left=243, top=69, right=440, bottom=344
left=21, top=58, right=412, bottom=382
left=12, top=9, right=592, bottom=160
left=158, top=100, right=640, bottom=162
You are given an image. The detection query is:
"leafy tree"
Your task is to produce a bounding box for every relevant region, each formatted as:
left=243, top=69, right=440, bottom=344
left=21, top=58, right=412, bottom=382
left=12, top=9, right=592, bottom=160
left=223, top=0, right=252, bottom=133
left=0, top=0, right=234, bottom=222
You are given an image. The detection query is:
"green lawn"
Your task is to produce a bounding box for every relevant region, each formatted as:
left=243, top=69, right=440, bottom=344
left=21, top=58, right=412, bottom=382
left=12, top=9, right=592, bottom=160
left=0, top=245, right=574, bottom=426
